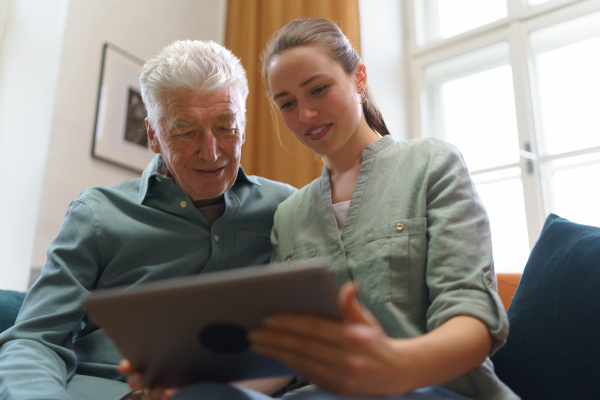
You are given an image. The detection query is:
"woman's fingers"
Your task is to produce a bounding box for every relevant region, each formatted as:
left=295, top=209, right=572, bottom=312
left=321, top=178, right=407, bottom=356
left=247, top=281, right=406, bottom=396
left=337, top=281, right=380, bottom=327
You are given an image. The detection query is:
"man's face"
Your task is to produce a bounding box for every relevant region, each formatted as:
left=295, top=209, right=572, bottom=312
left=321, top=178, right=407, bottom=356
left=147, top=86, right=246, bottom=201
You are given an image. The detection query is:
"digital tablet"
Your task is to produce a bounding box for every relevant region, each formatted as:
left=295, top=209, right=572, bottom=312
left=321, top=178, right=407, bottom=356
left=84, top=259, right=340, bottom=388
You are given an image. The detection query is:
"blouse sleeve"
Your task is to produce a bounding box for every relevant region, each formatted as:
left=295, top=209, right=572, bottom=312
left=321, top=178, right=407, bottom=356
left=423, top=141, right=508, bottom=354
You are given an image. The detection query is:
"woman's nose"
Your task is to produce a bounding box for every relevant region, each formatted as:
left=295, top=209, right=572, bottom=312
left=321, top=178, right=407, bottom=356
left=298, top=101, right=318, bottom=123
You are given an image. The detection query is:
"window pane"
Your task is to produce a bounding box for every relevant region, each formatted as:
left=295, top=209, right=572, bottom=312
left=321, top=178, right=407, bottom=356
left=436, top=0, right=507, bottom=38
left=535, top=38, right=600, bottom=155
left=544, top=154, right=600, bottom=227
left=531, top=11, right=600, bottom=155
left=473, top=169, right=531, bottom=272
left=441, top=66, right=520, bottom=171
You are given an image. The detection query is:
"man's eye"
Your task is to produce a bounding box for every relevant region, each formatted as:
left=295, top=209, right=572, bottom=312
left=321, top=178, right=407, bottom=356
left=215, top=126, right=236, bottom=136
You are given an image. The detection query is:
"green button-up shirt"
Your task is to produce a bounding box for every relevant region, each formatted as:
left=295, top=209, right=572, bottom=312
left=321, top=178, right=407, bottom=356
left=0, top=155, right=295, bottom=400
left=271, top=136, right=518, bottom=400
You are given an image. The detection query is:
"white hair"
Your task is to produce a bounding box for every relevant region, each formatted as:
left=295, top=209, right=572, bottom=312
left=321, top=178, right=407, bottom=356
left=140, top=40, right=249, bottom=130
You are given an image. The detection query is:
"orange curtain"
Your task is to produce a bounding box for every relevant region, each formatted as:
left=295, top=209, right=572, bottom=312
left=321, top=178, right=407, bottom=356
left=226, top=0, right=361, bottom=189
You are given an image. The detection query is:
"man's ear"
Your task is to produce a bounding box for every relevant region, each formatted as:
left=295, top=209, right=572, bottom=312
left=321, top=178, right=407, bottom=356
left=146, top=118, right=161, bottom=154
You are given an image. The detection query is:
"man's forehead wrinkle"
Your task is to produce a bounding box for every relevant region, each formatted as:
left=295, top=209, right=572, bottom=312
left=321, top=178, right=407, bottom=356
left=160, top=87, right=243, bottom=131
left=172, top=120, right=194, bottom=127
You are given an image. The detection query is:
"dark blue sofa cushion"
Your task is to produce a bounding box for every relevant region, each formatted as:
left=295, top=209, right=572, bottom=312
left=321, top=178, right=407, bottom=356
left=491, top=213, right=600, bottom=399
left=0, top=290, right=26, bottom=334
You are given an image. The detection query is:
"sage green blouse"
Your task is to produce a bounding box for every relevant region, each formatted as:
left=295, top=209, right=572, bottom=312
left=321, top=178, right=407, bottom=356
left=270, top=136, right=518, bottom=400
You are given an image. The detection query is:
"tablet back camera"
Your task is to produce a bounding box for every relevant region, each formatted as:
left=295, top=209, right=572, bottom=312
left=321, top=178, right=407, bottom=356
left=199, top=323, right=249, bottom=354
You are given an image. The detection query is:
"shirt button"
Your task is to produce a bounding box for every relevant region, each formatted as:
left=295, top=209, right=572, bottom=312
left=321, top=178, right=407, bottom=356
left=337, top=247, right=342, bottom=254
left=486, top=279, right=493, bottom=288
left=180, top=201, right=187, bottom=208
left=396, top=222, right=404, bottom=231
left=214, top=234, right=219, bottom=242
left=286, top=256, right=292, bottom=262
left=155, top=177, right=162, bottom=182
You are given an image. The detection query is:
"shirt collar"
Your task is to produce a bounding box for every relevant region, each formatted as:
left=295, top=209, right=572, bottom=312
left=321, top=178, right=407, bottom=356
left=138, top=154, right=260, bottom=203
left=361, top=135, right=396, bottom=160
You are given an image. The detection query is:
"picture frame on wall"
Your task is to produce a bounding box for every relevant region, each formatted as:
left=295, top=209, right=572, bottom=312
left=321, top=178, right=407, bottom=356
left=91, top=43, right=154, bottom=173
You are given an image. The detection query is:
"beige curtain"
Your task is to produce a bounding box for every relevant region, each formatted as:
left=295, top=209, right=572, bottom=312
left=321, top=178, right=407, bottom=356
left=226, top=0, right=361, bottom=189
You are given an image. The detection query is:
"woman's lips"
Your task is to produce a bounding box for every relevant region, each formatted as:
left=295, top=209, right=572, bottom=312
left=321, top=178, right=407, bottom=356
left=305, top=124, right=331, bottom=141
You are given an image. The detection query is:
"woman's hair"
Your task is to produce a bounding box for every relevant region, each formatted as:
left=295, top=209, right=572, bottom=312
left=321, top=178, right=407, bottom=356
left=140, top=40, right=249, bottom=131
left=262, top=18, right=390, bottom=136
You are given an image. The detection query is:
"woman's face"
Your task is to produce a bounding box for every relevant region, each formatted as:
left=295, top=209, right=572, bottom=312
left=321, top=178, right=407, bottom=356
left=266, top=45, right=365, bottom=158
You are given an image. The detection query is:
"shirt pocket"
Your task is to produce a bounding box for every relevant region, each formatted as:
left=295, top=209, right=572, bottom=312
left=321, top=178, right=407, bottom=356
left=362, top=218, right=427, bottom=304
left=231, top=230, right=272, bottom=267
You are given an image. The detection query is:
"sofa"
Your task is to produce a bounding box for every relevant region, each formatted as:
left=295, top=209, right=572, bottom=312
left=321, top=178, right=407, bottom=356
left=0, top=289, right=26, bottom=334
left=492, top=213, right=600, bottom=399
left=2, top=214, right=599, bottom=399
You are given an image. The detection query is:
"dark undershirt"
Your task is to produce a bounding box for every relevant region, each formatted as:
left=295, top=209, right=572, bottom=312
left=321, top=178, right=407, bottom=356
left=193, top=196, right=226, bottom=225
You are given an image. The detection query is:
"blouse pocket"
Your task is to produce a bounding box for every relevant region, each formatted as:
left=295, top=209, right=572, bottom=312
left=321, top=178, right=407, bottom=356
left=282, top=245, right=316, bottom=264
left=361, top=218, right=427, bottom=304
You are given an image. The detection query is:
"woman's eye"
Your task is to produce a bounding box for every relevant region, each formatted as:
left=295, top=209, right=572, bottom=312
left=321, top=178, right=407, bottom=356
left=313, top=85, right=327, bottom=95
left=280, top=101, right=294, bottom=110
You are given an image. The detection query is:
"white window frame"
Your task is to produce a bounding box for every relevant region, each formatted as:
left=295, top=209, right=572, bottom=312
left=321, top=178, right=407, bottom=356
left=402, top=0, right=600, bottom=252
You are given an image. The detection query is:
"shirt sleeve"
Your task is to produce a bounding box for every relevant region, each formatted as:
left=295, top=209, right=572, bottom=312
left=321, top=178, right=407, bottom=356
left=423, top=141, right=508, bottom=354
left=270, top=207, right=283, bottom=263
left=0, top=199, right=103, bottom=398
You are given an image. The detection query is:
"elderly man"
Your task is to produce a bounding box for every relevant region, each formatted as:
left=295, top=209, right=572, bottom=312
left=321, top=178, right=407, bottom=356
left=0, top=40, right=295, bottom=400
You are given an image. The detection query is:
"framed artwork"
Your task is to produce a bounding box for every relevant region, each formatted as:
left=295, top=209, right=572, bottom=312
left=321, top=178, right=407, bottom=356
left=91, top=43, right=154, bottom=173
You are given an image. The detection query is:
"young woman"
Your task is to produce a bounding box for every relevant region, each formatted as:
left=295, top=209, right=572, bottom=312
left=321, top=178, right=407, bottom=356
left=247, top=18, right=518, bottom=400
left=121, top=18, right=517, bottom=400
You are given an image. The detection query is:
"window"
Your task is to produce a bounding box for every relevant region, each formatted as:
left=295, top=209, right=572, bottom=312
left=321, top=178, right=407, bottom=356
left=405, top=0, right=600, bottom=272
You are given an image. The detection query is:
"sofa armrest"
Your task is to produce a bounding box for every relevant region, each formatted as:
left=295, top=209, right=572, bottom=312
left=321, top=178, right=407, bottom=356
left=495, top=273, right=521, bottom=311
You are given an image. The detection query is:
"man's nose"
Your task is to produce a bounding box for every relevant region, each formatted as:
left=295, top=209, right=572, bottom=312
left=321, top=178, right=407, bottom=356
left=298, top=101, right=318, bottom=123
left=197, top=130, right=220, bottom=162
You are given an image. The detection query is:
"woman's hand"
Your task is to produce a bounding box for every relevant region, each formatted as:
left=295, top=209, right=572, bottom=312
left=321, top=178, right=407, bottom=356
left=248, top=281, right=413, bottom=396
left=249, top=280, right=493, bottom=397
left=117, top=360, right=178, bottom=400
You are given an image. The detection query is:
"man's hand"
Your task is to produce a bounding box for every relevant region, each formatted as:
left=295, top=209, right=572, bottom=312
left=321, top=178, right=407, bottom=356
left=117, top=360, right=293, bottom=398
left=117, top=360, right=178, bottom=400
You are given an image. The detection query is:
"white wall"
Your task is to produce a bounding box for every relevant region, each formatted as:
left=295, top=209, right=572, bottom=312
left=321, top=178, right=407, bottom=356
left=0, top=0, right=227, bottom=290
left=359, top=0, right=406, bottom=140
left=0, top=0, right=69, bottom=290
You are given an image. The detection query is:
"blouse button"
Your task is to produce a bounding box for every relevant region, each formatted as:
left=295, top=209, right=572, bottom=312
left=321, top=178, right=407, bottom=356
left=396, top=222, right=404, bottom=231
left=337, top=247, right=342, bottom=255
left=214, top=234, right=219, bottom=242
left=155, top=177, right=162, bottom=182
left=180, top=201, right=187, bottom=208
left=286, top=256, right=292, bottom=262
left=486, top=279, right=493, bottom=288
